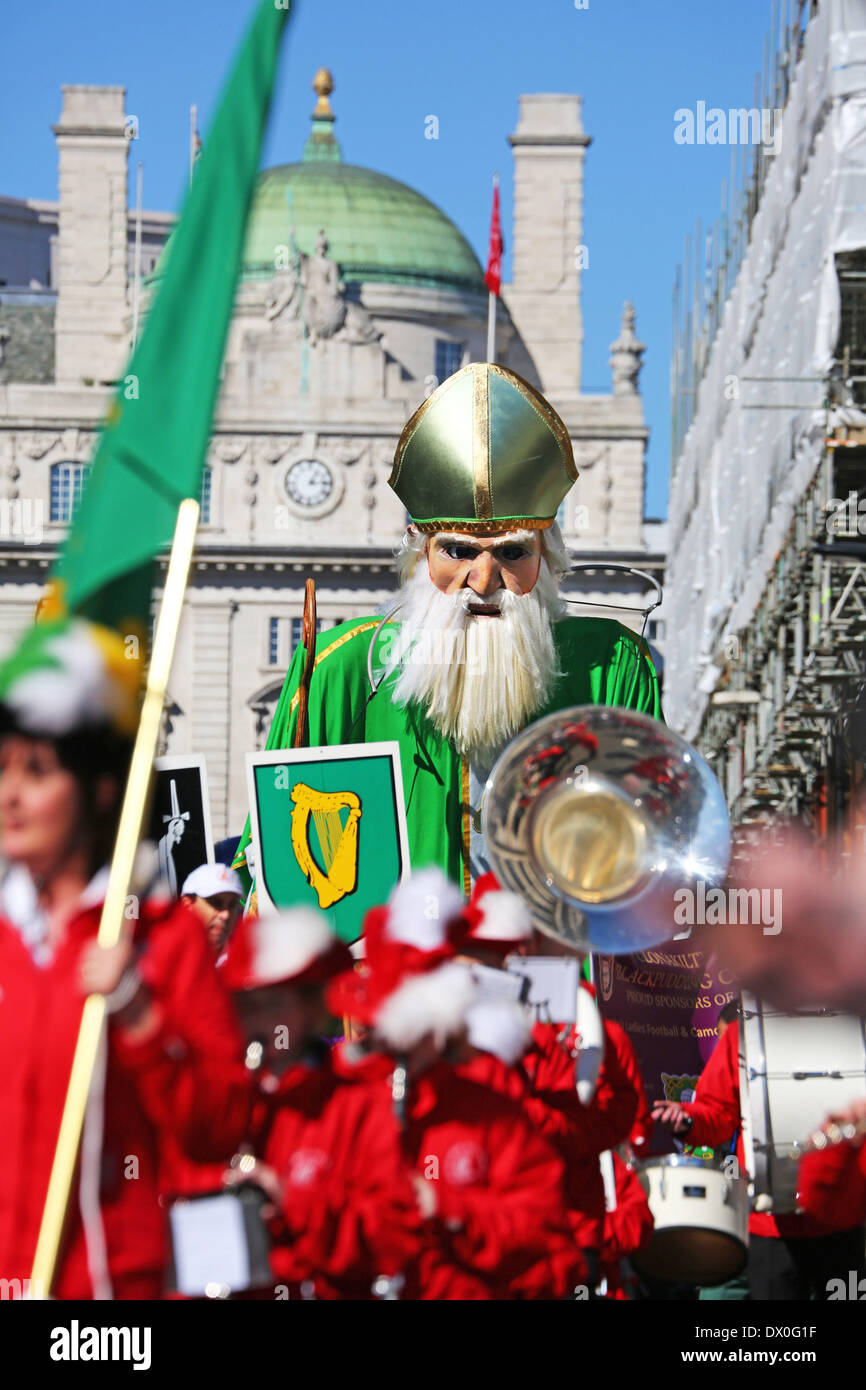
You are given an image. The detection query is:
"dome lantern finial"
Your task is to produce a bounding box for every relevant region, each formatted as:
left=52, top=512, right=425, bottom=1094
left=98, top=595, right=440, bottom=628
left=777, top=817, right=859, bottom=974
left=304, top=67, right=342, bottom=164
left=312, top=67, right=334, bottom=118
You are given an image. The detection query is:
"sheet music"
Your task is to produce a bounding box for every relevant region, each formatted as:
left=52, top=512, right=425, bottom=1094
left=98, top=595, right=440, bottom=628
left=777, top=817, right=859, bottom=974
left=506, top=956, right=581, bottom=1023
left=170, top=1194, right=251, bottom=1295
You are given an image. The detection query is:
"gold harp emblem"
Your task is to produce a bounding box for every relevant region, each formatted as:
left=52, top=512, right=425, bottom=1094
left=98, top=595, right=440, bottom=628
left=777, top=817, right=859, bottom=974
left=290, top=782, right=361, bottom=909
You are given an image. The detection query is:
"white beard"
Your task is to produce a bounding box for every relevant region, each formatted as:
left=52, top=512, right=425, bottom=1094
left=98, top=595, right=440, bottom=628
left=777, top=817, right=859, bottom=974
left=384, top=559, right=563, bottom=759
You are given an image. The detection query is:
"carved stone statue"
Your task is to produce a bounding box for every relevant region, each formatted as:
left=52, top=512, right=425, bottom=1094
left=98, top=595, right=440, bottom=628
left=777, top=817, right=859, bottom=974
left=304, top=230, right=346, bottom=344
left=264, top=228, right=380, bottom=346
left=609, top=302, right=645, bottom=396
left=264, top=252, right=303, bottom=328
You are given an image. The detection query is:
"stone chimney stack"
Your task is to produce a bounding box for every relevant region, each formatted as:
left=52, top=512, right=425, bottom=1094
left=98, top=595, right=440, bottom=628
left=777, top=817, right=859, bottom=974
left=53, top=86, right=129, bottom=383
left=503, top=95, right=591, bottom=399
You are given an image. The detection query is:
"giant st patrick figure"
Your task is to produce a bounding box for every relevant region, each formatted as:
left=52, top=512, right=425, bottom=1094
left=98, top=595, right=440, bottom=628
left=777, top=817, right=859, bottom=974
left=235, top=364, right=661, bottom=893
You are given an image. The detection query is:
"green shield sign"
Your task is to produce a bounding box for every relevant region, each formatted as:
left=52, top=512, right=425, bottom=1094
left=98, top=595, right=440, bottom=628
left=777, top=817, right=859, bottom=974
left=245, top=741, right=410, bottom=942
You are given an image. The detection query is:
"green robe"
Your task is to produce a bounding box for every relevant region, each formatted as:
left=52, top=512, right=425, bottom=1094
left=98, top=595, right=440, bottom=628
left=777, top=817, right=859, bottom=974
left=234, top=614, right=662, bottom=893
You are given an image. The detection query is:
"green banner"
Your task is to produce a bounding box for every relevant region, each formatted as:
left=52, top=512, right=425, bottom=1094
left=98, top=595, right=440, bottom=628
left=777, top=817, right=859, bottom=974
left=47, top=0, right=292, bottom=637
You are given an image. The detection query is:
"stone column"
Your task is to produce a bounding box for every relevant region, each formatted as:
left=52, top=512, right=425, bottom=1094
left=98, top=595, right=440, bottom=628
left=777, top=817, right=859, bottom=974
left=53, top=86, right=129, bottom=384
left=503, top=95, right=591, bottom=397
left=190, top=602, right=234, bottom=840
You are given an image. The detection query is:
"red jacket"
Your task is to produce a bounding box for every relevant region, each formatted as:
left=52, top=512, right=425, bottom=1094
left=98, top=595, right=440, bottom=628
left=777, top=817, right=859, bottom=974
left=525, top=1020, right=639, bottom=1252
left=161, top=1043, right=421, bottom=1300
left=0, top=896, right=249, bottom=1299
left=681, top=1022, right=854, bottom=1238
left=797, top=1141, right=866, bottom=1231
left=326, top=1048, right=577, bottom=1299
left=459, top=1019, right=639, bottom=1260
left=604, top=1019, right=653, bottom=1153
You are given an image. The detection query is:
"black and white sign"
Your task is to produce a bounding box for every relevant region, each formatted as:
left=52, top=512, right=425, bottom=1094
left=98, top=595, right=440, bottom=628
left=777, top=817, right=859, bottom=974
left=150, top=755, right=214, bottom=897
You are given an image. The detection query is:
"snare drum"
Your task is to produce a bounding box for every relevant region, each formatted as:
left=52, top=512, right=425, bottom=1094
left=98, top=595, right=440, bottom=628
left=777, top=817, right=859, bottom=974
left=740, top=995, right=866, bottom=1214
left=634, top=1155, right=748, bottom=1286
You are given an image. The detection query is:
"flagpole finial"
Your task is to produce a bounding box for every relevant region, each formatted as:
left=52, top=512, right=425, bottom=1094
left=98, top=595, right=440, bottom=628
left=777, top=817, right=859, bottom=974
left=312, top=68, right=335, bottom=119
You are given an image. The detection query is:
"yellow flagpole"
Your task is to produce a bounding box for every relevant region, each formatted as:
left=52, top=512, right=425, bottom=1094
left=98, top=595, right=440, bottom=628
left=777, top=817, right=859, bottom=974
left=30, top=498, right=200, bottom=1297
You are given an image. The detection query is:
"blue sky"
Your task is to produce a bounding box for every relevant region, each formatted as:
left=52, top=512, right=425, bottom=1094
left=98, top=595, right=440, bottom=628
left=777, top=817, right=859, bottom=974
left=2, top=0, right=785, bottom=517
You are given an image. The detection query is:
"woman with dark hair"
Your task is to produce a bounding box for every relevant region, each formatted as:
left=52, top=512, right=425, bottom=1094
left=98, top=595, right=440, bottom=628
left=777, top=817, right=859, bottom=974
left=0, top=618, right=249, bottom=1300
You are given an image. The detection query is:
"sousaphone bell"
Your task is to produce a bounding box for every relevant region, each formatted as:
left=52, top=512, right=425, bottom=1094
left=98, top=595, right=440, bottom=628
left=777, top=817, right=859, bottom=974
left=482, top=705, right=730, bottom=955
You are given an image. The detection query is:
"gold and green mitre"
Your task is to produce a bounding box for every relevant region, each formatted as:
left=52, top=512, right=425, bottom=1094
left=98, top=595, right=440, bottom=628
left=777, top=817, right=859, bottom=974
left=389, top=362, right=578, bottom=532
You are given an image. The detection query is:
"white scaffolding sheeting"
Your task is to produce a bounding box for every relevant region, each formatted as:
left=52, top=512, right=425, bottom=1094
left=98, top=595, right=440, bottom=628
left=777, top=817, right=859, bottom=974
left=666, top=0, right=866, bottom=740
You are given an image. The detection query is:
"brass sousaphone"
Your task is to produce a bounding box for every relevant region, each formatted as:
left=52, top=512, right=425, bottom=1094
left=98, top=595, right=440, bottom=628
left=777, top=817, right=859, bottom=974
left=482, top=705, right=730, bottom=955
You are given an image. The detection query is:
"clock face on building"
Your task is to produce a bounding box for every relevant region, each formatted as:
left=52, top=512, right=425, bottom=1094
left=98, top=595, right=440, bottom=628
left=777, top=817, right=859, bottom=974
left=285, top=459, right=333, bottom=507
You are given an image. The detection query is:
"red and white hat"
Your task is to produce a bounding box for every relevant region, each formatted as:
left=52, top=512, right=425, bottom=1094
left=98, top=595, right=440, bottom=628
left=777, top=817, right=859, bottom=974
left=327, top=868, right=475, bottom=1049
left=181, top=862, right=244, bottom=900
left=459, top=873, right=534, bottom=953
left=221, top=908, right=353, bottom=992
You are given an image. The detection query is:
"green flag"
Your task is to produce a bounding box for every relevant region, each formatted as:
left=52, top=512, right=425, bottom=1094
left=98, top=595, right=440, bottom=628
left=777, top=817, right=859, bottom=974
left=44, top=0, right=292, bottom=636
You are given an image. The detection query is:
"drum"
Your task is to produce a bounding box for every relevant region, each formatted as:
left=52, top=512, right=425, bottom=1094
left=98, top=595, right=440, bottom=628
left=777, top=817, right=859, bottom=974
left=740, top=995, right=866, bottom=1214
left=634, top=1155, right=748, bottom=1285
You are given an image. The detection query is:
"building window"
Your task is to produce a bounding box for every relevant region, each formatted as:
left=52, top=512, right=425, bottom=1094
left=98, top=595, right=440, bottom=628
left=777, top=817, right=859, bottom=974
left=49, top=461, right=90, bottom=523
left=269, top=615, right=329, bottom=668
left=268, top=617, right=282, bottom=666
left=435, top=340, right=464, bottom=383
left=199, top=466, right=212, bottom=524
left=290, top=616, right=324, bottom=656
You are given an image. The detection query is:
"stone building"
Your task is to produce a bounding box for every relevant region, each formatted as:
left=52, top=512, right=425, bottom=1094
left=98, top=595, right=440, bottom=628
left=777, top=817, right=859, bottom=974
left=0, top=72, right=663, bottom=838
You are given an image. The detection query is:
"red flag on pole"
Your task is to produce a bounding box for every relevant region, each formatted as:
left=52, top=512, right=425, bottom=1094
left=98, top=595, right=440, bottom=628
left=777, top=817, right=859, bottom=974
left=484, top=174, right=503, bottom=297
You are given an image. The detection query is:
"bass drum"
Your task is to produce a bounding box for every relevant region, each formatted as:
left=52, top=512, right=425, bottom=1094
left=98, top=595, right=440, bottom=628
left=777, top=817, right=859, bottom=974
left=634, top=1155, right=748, bottom=1286
left=740, top=995, right=866, bottom=1214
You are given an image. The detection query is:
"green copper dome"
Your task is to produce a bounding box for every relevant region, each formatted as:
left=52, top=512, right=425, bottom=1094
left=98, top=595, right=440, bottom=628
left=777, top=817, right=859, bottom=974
left=240, top=69, right=483, bottom=293
left=241, top=161, right=485, bottom=293
left=147, top=71, right=485, bottom=296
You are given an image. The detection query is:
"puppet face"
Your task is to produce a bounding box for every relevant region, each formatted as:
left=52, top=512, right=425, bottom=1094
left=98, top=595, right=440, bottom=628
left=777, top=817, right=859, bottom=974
left=425, top=531, right=543, bottom=611
left=388, top=530, right=561, bottom=759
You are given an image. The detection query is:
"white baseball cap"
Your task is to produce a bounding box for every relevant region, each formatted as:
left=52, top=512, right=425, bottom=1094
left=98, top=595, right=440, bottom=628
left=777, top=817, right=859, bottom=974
left=180, top=862, right=244, bottom=900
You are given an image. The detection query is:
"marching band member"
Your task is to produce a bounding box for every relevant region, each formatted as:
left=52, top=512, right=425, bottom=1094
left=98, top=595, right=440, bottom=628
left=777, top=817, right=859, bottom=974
left=215, top=908, right=421, bottom=1299
left=454, top=874, right=646, bottom=1293
left=652, top=1016, right=866, bottom=1300
left=0, top=618, right=249, bottom=1299
left=328, top=869, right=580, bottom=1299
left=796, top=1097, right=866, bottom=1233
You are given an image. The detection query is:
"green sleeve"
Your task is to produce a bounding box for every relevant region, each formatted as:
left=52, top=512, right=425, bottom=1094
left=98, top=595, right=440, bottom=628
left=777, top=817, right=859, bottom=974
left=264, top=637, right=307, bottom=753
left=607, top=623, right=663, bottom=722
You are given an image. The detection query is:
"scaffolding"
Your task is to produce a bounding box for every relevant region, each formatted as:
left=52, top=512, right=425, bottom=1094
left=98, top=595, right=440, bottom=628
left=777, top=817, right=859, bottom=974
left=672, top=1, right=821, bottom=463
left=665, top=0, right=866, bottom=845
left=698, top=417, right=866, bottom=852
